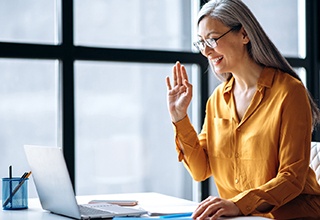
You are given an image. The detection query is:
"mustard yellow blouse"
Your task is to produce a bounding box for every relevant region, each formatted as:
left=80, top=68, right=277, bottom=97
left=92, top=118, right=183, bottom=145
left=173, top=67, right=320, bottom=218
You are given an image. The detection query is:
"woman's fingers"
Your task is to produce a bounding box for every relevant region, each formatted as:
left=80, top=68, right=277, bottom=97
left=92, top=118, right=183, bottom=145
left=172, top=61, right=188, bottom=87
left=168, top=61, right=192, bottom=96
left=192, top=197, right=224, bottom=220
left=167, top=61, right=192, bottom=97
left=172, top=62, right=181, bottom=87
left=165, top=76, right=172, bottom=90
left=180, top=64, right=189, bottom=84
left=168, top=61, right=182, bottom=90
left=166, top=61, right=193, bottom=122
left=192, top=197, right=215, bottom=218
left=200, top=201, right=223, bottom=219
left=192, top=197, right=240, bottom=220
left=176, top=62, right=182, bottom=86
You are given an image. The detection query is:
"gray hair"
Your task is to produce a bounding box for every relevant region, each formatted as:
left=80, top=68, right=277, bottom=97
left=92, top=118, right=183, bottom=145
left=198, top=0, right=320, bottom=129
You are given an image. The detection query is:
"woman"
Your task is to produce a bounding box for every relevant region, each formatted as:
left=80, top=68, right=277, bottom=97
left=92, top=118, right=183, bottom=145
left=166, top=0, right=320, bottom=219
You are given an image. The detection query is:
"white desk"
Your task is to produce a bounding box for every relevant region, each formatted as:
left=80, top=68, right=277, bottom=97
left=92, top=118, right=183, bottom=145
left=0, top=192, right=269, bottom=220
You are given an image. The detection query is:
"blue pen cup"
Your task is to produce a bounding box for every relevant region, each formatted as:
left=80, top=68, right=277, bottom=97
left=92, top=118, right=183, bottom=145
left=2, top=177, right=28, bottom=210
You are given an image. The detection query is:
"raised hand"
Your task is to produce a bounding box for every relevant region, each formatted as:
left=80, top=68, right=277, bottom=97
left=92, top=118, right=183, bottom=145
left=166, top=61, right=193, bottom=123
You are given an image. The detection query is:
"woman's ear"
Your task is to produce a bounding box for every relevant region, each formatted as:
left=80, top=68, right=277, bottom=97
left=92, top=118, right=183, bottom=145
left=241, top=27, right=250, bottom=44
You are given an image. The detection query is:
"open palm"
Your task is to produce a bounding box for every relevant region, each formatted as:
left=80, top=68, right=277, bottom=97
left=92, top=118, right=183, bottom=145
left=166, top=62, right=193, bottom=123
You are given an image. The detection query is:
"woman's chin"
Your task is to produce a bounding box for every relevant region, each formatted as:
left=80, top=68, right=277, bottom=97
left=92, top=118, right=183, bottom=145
left=213, top=67, right=225, bottom=75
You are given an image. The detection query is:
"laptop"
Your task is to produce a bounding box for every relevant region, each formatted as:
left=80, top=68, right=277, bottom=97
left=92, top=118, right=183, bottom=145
left=24, top=145, right=147, bottom=219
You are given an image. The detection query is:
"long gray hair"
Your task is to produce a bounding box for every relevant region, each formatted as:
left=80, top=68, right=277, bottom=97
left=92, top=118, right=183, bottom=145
left=198, top=0, right=320, bottom=129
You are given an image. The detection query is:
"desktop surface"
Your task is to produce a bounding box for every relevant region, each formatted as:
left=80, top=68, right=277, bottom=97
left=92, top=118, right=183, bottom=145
left=0, top=192, right=269, bottom=220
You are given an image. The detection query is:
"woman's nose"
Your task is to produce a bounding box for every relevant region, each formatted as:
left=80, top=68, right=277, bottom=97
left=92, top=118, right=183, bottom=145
left=201, top=44, right=214, bottom=57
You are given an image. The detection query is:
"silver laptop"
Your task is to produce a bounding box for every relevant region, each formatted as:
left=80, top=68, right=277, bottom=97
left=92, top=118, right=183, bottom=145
left=24, top=145, right=147, bottom=219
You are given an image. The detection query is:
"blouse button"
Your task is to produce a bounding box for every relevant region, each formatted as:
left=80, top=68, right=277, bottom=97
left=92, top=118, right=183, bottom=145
left=235, top=153, right=239, bottom=158
left=235, top=178, right=239, bottom=184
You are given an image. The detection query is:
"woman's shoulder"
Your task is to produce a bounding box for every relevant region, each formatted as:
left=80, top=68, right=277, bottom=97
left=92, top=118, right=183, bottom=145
left=276, top=68, right=302, bottom=83
left=264, top=67, right=305, bottom=91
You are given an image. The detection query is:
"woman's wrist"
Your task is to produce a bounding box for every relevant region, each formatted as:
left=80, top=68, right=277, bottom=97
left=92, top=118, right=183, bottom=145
left=171, top=114, right=187, bottom=123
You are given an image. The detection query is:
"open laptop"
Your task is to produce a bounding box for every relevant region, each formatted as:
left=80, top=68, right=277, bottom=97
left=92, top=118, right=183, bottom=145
left=24, top=145, right=147, bottom=219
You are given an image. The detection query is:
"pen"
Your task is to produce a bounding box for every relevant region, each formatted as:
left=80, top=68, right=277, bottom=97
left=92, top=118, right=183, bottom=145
left=160, top=212, right=193, bottom=218
left=20, top=172, right=29, bottom=181
left=9, top=165, right=12, bottom=179
left=9, top=166, right=12, bottom=208
left=2, top=171, right=32, bottom=207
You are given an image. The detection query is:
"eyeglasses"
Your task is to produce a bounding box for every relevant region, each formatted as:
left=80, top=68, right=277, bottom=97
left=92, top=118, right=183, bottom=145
left=193, top=28, right=234, bottom=51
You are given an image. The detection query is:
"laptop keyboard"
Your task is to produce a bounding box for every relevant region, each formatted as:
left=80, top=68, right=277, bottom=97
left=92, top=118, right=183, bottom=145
left=79, top=205, right=113, bottom=215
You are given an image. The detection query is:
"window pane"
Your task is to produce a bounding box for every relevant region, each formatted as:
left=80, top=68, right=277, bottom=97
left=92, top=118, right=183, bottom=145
left=0, top=59, right=59, bottom=198
left=75, top=61, right=196, bottom=199
left=74, top=0, right=192, bottom=51
left=294, top=67, right=306, bottom=87
left=243, top=0, right=305, bottom=58
left=0, top=0, right=58, bottom=44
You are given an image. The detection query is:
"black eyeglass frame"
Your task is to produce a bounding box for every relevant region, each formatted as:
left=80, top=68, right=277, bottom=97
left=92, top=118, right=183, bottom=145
left=193, top=27, right=236, bottom=51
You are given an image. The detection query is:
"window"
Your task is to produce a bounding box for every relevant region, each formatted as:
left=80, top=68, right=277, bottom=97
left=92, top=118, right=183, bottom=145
left=74, top=0, right=192, bottom=51
left=0, top=0, right=206, bottom=201
left=0, top=59, right=59, bottom=198
left=243, top=0, right=305, bottom=58
left=75, top=61, right=196, bottom=198
left=0, top=0, right=57, bottom=44
left=72, top=0, right=199, bottom=200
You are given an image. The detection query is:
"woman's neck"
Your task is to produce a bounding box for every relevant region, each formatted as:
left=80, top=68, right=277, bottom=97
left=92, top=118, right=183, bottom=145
left=232, top=62, right=264, bottom=92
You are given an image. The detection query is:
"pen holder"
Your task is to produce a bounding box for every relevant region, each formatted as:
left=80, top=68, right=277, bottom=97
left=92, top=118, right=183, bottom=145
left=2, top=177, right=28, bottom=210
